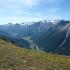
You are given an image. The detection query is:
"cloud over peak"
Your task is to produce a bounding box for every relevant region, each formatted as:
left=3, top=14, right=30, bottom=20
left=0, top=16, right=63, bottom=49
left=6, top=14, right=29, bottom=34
left=2, top=0, right=42, bottom=8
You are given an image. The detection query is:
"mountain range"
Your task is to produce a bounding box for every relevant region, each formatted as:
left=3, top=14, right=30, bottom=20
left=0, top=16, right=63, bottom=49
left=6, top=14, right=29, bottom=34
left=0, top=20, right=70, bottom=55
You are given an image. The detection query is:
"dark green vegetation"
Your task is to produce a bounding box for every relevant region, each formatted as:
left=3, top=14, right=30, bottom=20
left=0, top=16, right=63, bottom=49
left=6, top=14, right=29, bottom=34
left=0, top=37, right=70, bottom=70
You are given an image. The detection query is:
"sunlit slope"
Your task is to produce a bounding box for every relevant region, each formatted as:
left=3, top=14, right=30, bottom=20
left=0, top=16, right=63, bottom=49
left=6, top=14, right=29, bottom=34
left=0, top=38, right=70, bottom=70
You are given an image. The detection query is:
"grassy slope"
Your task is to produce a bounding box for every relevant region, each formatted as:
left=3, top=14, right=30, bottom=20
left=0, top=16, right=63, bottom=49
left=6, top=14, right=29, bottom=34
left=0, top=38, right=70, bottom=70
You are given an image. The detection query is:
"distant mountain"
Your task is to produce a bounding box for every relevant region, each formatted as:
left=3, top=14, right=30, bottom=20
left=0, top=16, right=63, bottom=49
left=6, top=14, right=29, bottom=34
left=31, top=20, right=70, bottom=55
left=17, top=20, right=54, bottom=38
left=0, top=23, right=25, bottom=37
left=0, top=20, right=53, bottom=37
left=0, top=20, right=70, bottom=55
left=0, top=30, right=11, bottom=37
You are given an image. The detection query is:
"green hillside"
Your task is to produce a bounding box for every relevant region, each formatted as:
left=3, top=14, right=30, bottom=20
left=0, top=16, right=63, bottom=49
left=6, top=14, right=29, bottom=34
left=0, top=38, right=70, bottom=70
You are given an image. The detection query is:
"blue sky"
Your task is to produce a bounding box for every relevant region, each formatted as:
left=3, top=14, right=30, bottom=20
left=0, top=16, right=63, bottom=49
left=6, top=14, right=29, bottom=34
left=0, top=0, right=70, bottom=24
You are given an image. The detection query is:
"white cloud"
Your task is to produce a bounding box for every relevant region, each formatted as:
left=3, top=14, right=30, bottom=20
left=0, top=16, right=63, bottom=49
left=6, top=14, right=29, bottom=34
left=50, top=16, right=62, bottom=20
left=22, top=0, right=41, bottom=7
left=0, top=0, right=64, bottom=24
left=0, top=15, right=47, bottom=24
left=0, top=17, right=24, bottom=24
left=0, top=0, right=42, bottom=9
left=6, top=0, right=41, bottom=8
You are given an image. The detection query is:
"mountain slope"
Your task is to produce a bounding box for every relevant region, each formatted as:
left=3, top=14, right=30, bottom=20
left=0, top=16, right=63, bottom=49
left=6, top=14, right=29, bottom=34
left=0, top=37, right=70, bottom=70
left=0, top=20, right=70, bottom=55
left=0, top=30, right=10, bottom=37
left=56, top=23, right=70, bottom=55
left=31, top=20, right=70, bottom=55
left=17, top=21, right=53, bottom=38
